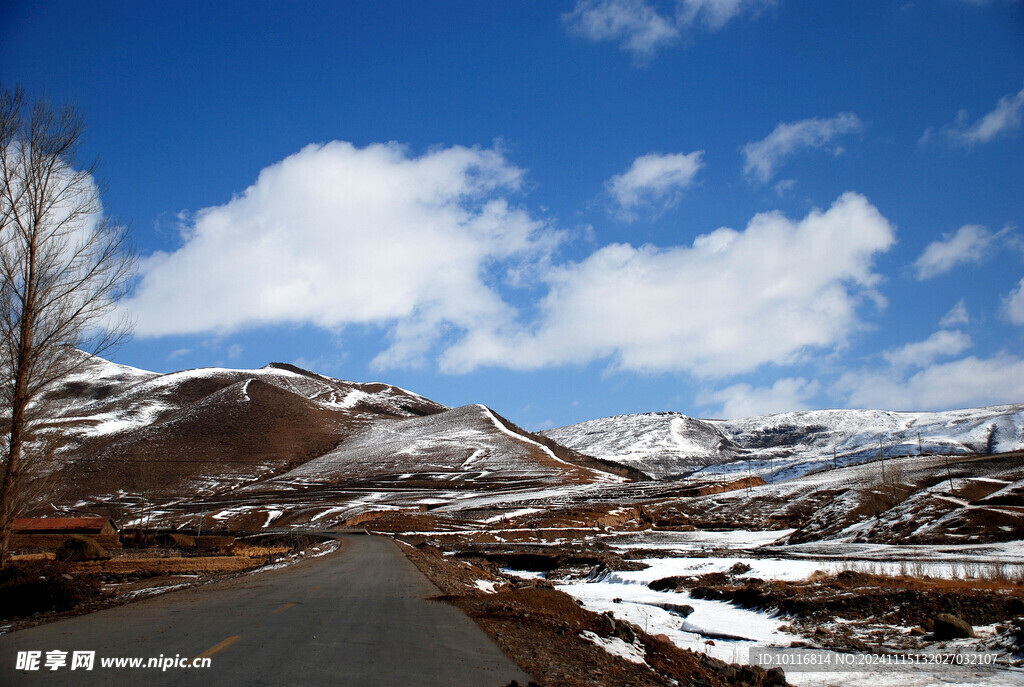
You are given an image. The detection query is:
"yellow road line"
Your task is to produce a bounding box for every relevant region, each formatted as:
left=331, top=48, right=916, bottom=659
left=271, top=602, right=296, bottom=614
left=197, top=634, right=242, bottom=659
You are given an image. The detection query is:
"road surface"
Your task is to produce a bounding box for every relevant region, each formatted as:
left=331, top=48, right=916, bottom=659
left=0, top=533, right=530, bottom=686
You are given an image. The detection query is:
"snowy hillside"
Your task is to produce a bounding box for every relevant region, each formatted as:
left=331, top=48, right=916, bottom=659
left=542, top=412, right=740, bottom=479
left=271, top=404, right=605, bottom=488
left=26, top=354, right=1024, bottom=532
left=47, top=356, right=444, bottom=441
left=28, top=356, right=621, bottom=524
left=38, top=355, right=451, bottom=501
left=545, top=405, right=1024, bottom=480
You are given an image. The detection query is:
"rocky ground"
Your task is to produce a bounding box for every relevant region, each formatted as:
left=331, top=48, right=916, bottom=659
left=398, top=538, right=788, bottom=687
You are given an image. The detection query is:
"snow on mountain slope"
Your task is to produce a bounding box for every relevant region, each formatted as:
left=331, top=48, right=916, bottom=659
left=543, top=412, right=739, bottom=479
left=270, top=404, right=604, bottom=488
left=659, top=449, right=1024, bottom=546
left=39, top=355, right=449, bottom=500
left=700, top=405, right=1024, bottom=482
left=46, top=357, right=444, bottom=442
left=546, top=405, right=1024, bottom=481
left=30, top=356, right=617, bottom=519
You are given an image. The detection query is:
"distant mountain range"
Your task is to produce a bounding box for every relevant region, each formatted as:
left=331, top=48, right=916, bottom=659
left=21, top=354, right=1024, bottom=528
left=543, top=405, right=1024, bottom=480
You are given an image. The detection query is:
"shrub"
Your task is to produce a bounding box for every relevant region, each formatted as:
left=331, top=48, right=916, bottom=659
left=0, top=561, right=101, bottom=619
left=56, top=535, right=107, bottom=562
left=157, top=533, right=196, bottom=549
left=194, top=536, right=235, bottom=553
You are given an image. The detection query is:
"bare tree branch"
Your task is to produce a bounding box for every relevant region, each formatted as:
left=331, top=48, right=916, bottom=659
left=0, top=85, right=136, bottom=566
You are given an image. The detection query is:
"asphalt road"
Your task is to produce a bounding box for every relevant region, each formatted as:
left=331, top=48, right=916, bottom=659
left=0, top=534, right=531, bottom=686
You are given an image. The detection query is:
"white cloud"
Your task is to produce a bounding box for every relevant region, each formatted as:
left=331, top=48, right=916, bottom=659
left=444, top=192, right=896, bottom=377
left=882, top=329, right=972, bottom=368
left=742, top=113, right=864, bottom=183
left=701, top=377, right=820, bottom=419
left=835, top=321, right=1024, bottom=411
left=678, top=0, right=774, bottom=30
left=564, top=0, right=680, bottom=59
left=939, top=299, right=970, bottom=328
left=913, top=224, right=996, bottom=280
left=1003, top=277, right=1024, bottom=325
left=606, top=151, right=704, bottom=219
left=167, top=348, right=192, bottom=361
left=837, top=353, right=1024, bottom=410
left=293, top=354, right=347, bottom=375
left=126, top=148, right=903, bottom=384
left=944, top=84, right=1024, bottom=145
left=564, top=0, right=773, bottom=60
left=772, top=178, right=797, bottom=196
left=123, top=141, right=555, bottom=369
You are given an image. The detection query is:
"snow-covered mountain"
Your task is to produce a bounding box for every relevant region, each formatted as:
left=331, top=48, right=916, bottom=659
left=50, top=355, right=444, bottom=437
left=31, top=355, right=620, bottom=524
left=544, top=405, right=1024, bottom=480
left=268, top=403, right=606, bottom=488
left=41, top=356, right=446, bottom=497
left=24, top=354, right=1024, bottom=530
left=541, top=412, right=740, bottom=479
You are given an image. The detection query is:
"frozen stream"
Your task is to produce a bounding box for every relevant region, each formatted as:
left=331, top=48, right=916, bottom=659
left=603, top=529, right=1024, bottom=580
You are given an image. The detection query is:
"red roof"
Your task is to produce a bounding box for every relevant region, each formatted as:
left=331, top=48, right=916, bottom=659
left=12, top=517, right=115, bottom=532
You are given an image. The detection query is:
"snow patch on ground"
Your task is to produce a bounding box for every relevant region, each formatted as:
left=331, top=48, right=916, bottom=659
left=483, top=508, right=543, bottom=523
left=337, top=389, right=371, bottom=409
left=580, top=630, right=648, bottom=665
left=532, top=528, right=1024, bottom=686
left=557, top=578, right=794, bottom=665
left=262, top=509, right=283, bottom=528
left=473, top=579, right=498, bottom=593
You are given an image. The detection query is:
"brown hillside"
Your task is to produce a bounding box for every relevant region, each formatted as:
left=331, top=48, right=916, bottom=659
left=59, top=378, right=361, bottom=500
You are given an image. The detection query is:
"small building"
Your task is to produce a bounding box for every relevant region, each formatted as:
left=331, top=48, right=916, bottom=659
left=12, top=516, right=120, bottom=549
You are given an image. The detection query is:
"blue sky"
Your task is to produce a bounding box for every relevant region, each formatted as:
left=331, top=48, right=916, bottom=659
left=2, top=0, right=1023, bottom=429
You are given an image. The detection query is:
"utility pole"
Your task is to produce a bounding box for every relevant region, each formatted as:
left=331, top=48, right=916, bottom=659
left=918, top=432, right=922, bottom=456
left=878, top=436, right=886, bottom=485
left=833, top=447, right=837, bottom=470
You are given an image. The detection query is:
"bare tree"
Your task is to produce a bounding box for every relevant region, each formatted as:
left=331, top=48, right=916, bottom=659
left=0, top=86, right=135, bottom=566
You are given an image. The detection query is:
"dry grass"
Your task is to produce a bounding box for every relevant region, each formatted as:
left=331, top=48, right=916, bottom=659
left=10, top=552, right=56, bottom=561
left=70, top=556, right=264, bottom=575
left=350, top=510, right=438, bottom=532
left=836, top=560, right=1024, bottom=590
left=228, top=544, right=289, bottom=558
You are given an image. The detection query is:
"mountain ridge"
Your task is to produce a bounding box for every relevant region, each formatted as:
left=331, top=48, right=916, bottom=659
left=29, top=355, right=624, bottom=526
left=543, top=404, right=1024, bottom=480
left=15, top=353, right=1024, bottom=530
